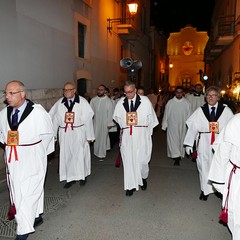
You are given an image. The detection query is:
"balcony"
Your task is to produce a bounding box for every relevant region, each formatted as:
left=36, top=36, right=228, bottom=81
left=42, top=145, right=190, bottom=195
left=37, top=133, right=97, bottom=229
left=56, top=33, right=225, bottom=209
left=204, top=15, right=235, bottom=62
left=214, top=15, right=235, bottom=45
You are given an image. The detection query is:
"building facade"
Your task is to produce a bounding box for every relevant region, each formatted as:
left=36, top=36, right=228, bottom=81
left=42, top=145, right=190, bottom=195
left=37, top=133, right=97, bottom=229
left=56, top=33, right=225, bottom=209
left=0, top=0, right=163, bottom=179
left=204, top=0, right=240, bottom=101
left=167, top=25, right=209, bottom=91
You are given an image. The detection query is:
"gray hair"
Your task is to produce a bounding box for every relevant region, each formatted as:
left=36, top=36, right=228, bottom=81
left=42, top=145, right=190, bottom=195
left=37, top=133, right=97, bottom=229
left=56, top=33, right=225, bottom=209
left=205, top=86, right=221, bottom=97
left=124, top=81, right=135, bottom=88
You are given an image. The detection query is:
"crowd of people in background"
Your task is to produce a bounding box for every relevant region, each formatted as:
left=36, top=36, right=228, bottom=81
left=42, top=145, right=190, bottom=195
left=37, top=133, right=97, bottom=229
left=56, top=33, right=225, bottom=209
left=2, top=80, right=240, bottom=240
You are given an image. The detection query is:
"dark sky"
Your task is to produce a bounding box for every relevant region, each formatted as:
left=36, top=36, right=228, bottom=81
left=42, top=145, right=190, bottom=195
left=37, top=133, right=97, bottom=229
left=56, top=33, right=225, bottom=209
left=150, top=0, right=215, bottom=36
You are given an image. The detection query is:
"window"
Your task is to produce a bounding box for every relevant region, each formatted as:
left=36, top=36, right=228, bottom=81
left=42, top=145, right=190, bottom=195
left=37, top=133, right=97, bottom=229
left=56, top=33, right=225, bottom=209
left=74, top=13, right=90, bottom=60
left=78, top=22, right=86, bottom=58
left=182, top=78, right=191, bottom=89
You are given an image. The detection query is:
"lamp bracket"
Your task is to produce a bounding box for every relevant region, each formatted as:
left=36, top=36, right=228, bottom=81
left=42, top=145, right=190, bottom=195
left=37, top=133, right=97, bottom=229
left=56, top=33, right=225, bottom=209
left=107, top=17, right=134, bottom=32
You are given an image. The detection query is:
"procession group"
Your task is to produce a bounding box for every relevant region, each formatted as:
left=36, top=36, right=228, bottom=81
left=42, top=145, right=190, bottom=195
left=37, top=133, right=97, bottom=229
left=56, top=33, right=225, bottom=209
left=1, top=80, right=239, bottom=240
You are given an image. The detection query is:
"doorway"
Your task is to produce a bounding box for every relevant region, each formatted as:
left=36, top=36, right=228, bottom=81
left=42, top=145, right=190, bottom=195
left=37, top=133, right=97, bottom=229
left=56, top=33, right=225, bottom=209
left=77, top=78, right=87, bottom=96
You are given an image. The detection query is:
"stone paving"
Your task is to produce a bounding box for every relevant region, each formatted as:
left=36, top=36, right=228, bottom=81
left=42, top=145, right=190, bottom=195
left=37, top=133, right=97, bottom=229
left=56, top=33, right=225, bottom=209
left=0, top=127, right=232, bottom=240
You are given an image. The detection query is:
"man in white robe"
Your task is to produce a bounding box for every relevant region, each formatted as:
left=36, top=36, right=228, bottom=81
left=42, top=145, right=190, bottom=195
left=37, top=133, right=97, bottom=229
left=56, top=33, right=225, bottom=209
left=0, top=80, right=55, bottom=240
left=90, top=85, right=114, bottom=160
left=185, top=83, right=205, bottom=114
left=162, top=86, right=191, bottom=166
left=209, top=114, right=240, bottom=240
left=49, top=82, right=95, bottom=188
left=105, top=87, right=119, bottom=149
left=113, top=81, right=159, bottom=196
left=185, top=83, right=206, bottom=161
left=184, top=86, right=233, bottom=201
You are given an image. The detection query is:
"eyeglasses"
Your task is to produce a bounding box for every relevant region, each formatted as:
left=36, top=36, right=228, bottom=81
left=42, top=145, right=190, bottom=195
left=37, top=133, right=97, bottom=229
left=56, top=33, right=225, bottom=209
left=3, top=90, right=24, bottom=96
left=206, top=94, right=218, bottom=98
left=63, top=88, right=75, bottom=92
left=176, top=91, right=183, bottom=94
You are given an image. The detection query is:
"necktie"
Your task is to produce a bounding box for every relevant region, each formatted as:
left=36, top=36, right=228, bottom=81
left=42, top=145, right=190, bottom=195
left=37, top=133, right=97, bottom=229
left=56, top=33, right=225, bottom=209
left=130, top=100, right=134, bottom=112
left=69, top=100, right=73, bottom=107
left=12, top=109, right=19, bottom=130
left=210, top=106, right=216, bottom=121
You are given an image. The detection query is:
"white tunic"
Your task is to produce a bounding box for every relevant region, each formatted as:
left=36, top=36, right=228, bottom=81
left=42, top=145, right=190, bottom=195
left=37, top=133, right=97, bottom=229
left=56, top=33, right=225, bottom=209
left=162, top=96, right=191, bottom=158
left=0, top=103, right=54, bottom=235
left=184, top=103, right=233, bottom=195
left=209, top=114, right=240, bottom=240
left=185, top=93, right=205, bottom=114
left=49, top=96, right=94, bottom=182
left=113, top=95, right=159, bottom=190
left=90, top=96, right=114, bottom=158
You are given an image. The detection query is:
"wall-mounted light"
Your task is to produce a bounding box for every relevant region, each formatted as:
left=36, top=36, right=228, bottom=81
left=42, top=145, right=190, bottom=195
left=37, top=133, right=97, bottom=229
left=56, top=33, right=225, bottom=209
left=169, top=63, right=173, bottom=69
left=107, top=1, right=138, bottom=33
left=128, top=3, right=138, bottom=15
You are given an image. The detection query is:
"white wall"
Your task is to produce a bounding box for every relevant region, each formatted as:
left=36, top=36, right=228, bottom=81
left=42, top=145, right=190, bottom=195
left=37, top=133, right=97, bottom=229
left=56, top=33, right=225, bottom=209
left=0, top=0, right=75, bottom=90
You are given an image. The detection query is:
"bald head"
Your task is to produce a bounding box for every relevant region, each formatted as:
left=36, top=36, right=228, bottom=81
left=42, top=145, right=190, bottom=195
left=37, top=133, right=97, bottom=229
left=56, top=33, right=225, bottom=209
left=5, top=80, right=26, bottom=108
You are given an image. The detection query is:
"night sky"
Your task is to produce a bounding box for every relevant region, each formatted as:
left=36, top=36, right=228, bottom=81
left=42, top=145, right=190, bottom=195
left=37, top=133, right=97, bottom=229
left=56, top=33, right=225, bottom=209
left=150, top=0, right=215, bottom=36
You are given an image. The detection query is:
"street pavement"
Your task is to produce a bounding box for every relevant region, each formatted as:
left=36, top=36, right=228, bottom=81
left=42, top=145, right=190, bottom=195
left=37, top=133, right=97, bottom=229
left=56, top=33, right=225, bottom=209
left=0, top=126, right=232, bottom=240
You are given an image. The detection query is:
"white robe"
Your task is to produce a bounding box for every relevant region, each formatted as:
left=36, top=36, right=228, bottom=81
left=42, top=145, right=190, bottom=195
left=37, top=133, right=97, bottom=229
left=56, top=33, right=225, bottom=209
left=162, top=96, right=191, bottom=158
left=49, top=96, right=94, bottom=182
left=113, top=95, right=159, bottom=190
left=0, top=103, right=54, bottom=235
left=90, top=96, right=114, bottom=158
left=184, top=104, right=233, bottom=195
left=185, top=93, right=205, bottom=114
left=209, top=114, right=240, bottom=240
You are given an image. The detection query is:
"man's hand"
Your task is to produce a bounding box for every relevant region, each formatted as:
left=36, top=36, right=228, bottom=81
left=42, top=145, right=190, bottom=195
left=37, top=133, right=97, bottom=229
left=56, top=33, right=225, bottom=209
left=185, top=146, right=193, bottom=155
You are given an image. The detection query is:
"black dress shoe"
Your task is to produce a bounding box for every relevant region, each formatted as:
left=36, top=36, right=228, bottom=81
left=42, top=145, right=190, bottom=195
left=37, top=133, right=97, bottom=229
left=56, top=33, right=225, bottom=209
left=141, top=178, right=147, bottom=190
left=199, top=191, right=209, bottom=201
left=173, top=160, right=180, bottom=166
left=126, top=189, right=135, bottom=196
left=80, top=179, right=87, bottom=186
left=214, top=191, right=223, bottom=200
left=173, top=157, right=181, bottom=166
left=64, top=181, right=76, bottom=189
left=34, top=215, right=43, bottom=228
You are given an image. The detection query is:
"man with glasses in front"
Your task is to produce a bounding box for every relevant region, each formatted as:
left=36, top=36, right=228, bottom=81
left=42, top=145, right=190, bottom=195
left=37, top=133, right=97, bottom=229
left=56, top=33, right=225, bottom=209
left=184, top=86, right=233, bottom=201
left=49, top=82, right=95, bottom=189
left=0, top=80, right=55, bottom=240
left=113, top=81, right=159, bottom=196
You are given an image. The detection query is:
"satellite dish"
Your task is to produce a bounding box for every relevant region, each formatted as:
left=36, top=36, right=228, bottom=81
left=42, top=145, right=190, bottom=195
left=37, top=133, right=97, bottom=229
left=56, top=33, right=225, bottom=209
left=120, top=57, right=133, bottom=68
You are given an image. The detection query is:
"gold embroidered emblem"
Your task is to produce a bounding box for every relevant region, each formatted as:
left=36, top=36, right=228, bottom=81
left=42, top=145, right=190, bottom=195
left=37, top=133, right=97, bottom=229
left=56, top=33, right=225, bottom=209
left=65, top=112, right=75, bottom=124
left=7, top=130, right=19, bottom=146
left=126, top=112, right=138, bottom=126
left=209, top=122, right=219, bottom=133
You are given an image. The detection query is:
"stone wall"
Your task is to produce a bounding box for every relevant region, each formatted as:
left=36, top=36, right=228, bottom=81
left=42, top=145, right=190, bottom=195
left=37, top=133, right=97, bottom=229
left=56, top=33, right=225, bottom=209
left=0, top=88, right=62, bottom=182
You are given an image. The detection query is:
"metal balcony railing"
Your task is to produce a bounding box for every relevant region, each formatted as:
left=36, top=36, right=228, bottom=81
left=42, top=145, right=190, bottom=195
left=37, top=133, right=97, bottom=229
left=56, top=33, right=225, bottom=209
left=215, top=15, right=235, bottom=38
